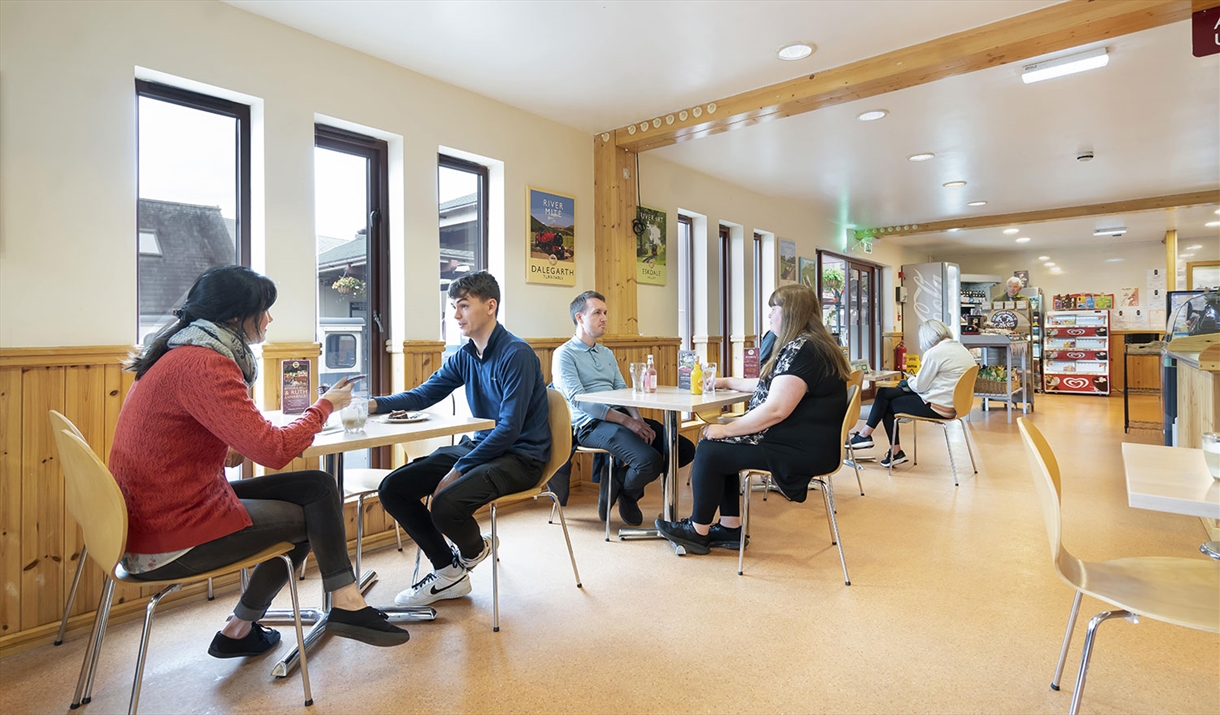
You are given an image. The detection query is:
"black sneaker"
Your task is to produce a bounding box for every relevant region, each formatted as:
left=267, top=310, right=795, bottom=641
left=846, top=432, right=874, bottom=450
left=328, top=606, right=411, bottom=647
left=207, top=622, right=281, bottom=658
left=617, top=493, right=643, bottom=526
left=654, top=518, right=711, bottom=555
left=881, top=449, right=908, bottom=468
left=707, top=523, right=749, bottom=550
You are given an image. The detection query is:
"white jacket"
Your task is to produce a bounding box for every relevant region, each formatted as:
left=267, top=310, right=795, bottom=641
left=907, top=340, right=976, bottom=411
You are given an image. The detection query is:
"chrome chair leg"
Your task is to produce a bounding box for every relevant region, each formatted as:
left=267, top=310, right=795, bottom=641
left=1069, top=609, right=1135, bottom=715
left=846, top=445, right=864, bottom=496
left=817, top=481, right=837, bottom=545
left=241, top=568, right=250, bottom=591
left=962, top=420, right=978, bottom=474
left=71, top=577, right=113, bottom=709
left=277, top=554, right=314, bottom=707
left=81, top=577, right=118, bottom=705
left=128, top=584, right=180, bottom=715
left=549, top=501, right=557, bottom=524
left=602, top=457, right=615, bottom=542
left=540, top=491, right=581, bottom=588
left=57, top=547, right=89, bottom=645
left=354, top=494, right=365, bottom=581
left=911, top=420, right=918, bottom=465
left=491, top=503, right=500, bottom=632
left=298, top=555, right=308, bottom=580
left=395, top=522, right=403, bottom=552
left=738, top=472, right=752, bottom=576
left=942, top=424, right=961, bottom=487
left=1051, top=591, right=1083, bottom=691
left=820, top=482, right=850, bottom=586
left=207, top=578, right=214, bottom=600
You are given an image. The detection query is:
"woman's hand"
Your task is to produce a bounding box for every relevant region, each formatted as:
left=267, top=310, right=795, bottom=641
left=224, top=448, right=246, bottom=468
left=700, top=423, right=727, bottom=441
left=319, top=376, right=359, bottom=412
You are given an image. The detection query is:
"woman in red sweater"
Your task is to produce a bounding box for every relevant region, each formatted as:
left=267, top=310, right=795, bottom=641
left=110, top=266, right=408, bottom=657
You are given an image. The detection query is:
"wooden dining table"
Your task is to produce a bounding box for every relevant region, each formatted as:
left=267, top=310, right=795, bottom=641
left=260, top=409, right=494, bottom=678
left=576, top=386, right=751, bottom=552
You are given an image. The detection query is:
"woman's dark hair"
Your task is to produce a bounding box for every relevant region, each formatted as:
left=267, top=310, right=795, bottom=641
left=127, top=265, right=277, bottom=379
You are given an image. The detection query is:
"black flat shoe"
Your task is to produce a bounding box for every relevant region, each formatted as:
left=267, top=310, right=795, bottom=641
left=654, top=518, right=711, bottom=555
left=617, top=494, right=643, bottom=526
left=328, top=606, right=411, bottom=647
left=707, top=523, right=749, bottom=550
left=207, top=622, right=281, bottom=658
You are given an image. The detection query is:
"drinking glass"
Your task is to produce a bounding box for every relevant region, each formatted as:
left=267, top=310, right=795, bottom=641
left=629, top=363, right=643, bottom=393
left=341, top=391, right=368, bottom=433
left=1204, top=432, right=1220, bottom=479
left=703, top=362, right=717, bottom=393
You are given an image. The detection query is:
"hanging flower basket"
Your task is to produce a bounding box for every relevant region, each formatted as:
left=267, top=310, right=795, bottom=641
left=332, top=276, right=366, bottom=296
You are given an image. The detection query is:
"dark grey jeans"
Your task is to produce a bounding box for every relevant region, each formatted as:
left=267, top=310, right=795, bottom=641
left=128, top=470, right=356, bottom=622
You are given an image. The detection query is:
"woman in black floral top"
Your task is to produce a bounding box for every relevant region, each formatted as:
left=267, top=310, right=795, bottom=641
left=655, top=284, right=850, bottom=555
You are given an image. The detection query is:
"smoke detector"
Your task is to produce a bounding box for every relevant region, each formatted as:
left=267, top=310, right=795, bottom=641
left=1076, top=149, right=1094, bottom=162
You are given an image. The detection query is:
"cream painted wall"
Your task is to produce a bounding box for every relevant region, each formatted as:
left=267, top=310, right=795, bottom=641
left=637, top=154, right=932, bottom=339
left=935, top=237, right=1220, bottom=315
left=0, top=0, right=593, bottom=346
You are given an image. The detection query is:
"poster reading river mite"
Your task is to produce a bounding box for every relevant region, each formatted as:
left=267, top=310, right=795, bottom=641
left=526, top=187, right=576, bottom=285
left=636, top=206, right=667, bottom=286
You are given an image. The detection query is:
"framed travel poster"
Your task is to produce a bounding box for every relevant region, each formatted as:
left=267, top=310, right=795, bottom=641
left=799, top=256, right=817, bottom=289
left=779, top=240, right=797, bottom=284
left=636, top=205, right=667, bottom=285
left=526, top=187, right=576, bottom=285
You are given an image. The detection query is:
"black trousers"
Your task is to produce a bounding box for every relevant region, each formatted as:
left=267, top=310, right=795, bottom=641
left=688, top=440, right=769, bottom=525
left=129, top=470, right=355, bottom=622
left=865, top=387, right=941, bottom=448
left=378, top=442, right=544, bottom=571
left=546, top=416, right=694, bottom=505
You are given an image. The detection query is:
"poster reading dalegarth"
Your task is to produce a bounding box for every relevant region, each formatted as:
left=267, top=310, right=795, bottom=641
left=527, top=187, right=576, bottom=285
left=636, top=206, right=666, bottom=285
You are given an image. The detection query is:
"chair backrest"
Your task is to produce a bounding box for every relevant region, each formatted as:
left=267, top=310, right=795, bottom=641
left=952, top=364, right=981, bottom=417
left=832, top=384, right=862, bottom=468
left=847, top=369, right=863, bottom=391
left=48, top=412, right=127, bottom=575
left=540, top=388, right=573, bottom=486
left=1017, top=418, right=1084, bottom=589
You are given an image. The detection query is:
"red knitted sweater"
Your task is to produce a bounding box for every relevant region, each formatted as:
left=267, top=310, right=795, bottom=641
left=109, top=347, right=332, bottom=553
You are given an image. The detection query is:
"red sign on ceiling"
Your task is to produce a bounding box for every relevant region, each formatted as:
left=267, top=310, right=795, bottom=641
left=1194, top=6, right=1220, bottom=58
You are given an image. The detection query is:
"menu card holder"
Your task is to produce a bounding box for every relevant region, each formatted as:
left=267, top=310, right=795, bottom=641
left=677, top=350, right=696, bottom=390
left=282, top=359, right=312, bottom=414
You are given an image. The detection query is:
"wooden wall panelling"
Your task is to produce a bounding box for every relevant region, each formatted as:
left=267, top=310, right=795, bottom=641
left=1177, top=364, right=1218, bottom=450
left=63, top=366, right=108, bottom=617
left=1, top=368, right=23, bottom=636
left=20, top=366, right=66, bottom=630
left=260, top=343, right=322, bottom=475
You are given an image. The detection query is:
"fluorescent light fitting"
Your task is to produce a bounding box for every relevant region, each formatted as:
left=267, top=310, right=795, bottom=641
left=943, top=181, right=967, bottom=188
left=1038, top=256, right=1050, bottom=260
left=1022, top=47, right=1108, bottom=84
left=1188, top=244, right=1203, bottom=250
left=1044, top=262, right=1056, bottom=267
left=1093, top=227, right=1126, bottom=237
left=777, top=42, right=815, bottom=61
left=1016, top=237, right=1031, bottom=243
left=967, top=201, right=988, bottom=207
left=1051, top=267, right=1063, bottom=273
left=908, top=153, right=935, bottom=162
left=857, top=109, right=888, bottom=121
left=946, top=228, right=961, bottom=232
left=1206, top=221, right=1220, bottom=228
left=1214, top=209, right=1219, bottom=215
left=1003, top=228, right=1019, bottom=235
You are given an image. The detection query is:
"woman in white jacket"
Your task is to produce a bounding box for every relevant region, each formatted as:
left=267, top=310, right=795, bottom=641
left=847, top=320, right=976, bottom=466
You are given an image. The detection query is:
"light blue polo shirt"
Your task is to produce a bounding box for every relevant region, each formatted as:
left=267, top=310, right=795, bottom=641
left=552, top=335, right=628, bottom=430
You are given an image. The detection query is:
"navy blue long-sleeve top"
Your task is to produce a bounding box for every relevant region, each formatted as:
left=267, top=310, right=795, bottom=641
left=373, top=323, right=551, bottom=474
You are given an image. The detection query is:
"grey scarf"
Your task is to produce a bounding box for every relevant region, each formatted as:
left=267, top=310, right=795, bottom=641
left=168, top=319, right=258, bottom=386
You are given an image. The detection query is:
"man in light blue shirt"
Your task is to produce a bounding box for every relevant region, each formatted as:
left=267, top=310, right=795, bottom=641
left=550, top=291, right=693, bottom=525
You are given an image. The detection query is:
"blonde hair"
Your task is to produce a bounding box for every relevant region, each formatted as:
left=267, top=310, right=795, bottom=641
left=918, top=319, right=954, bottom=353
left=761, top=284, right=851, bottom=381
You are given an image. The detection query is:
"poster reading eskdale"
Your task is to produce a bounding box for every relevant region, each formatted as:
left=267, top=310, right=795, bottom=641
left=636, top=206, right=667, bottom=285
left=527, top=187, right=576, bottom=285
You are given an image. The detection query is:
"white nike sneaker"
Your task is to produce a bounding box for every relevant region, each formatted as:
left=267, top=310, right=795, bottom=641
left=393, top=565, right=471, bottom=607
left=457, top=534, right=499, bottom=572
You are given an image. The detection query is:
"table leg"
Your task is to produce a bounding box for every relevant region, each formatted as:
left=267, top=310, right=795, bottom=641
left=616, top=410, right=685, bottom=554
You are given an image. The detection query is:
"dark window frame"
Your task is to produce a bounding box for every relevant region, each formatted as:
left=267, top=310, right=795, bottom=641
left=678, top=215, right=695, bottom=351
left=719, top=224, right=732, bottom=373
left=438, top=154, right=489, bottom=273
left=753, top=232, right=763, bottom=345
left=135, top=80, right=251, bottom=267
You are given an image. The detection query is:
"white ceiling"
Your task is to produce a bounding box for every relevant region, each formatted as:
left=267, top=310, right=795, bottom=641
left=225, top=0, right=1219, bottom=255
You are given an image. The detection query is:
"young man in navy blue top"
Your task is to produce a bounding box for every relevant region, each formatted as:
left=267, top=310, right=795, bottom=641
left=370, top=272, right=551, bottom=607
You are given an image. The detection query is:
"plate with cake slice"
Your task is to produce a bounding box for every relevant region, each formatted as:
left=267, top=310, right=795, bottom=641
left=382, top=410, right=428, bottom=423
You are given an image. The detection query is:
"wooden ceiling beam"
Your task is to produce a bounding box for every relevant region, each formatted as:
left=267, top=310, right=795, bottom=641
left=851, top=190, right=1220, bottom=239
left=607, top=0, right=1194, bottom=153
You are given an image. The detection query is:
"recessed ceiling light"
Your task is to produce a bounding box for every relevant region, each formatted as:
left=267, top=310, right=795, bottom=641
left=1044, top=262, right=1056, bottom=266
left=908, top=153, right=935, bottom=162
left=1206, top=221, right=1220, bottom=228
left=1051, top=267, right=1063, bottom=274
left=943, top=181, right=967, bottom=188
left=1187, top=244, right=1203, bottom=250
left=967, top=201, right=988, bottom=207
left=1105, top=258, right=1124, bottom=263
left=1016, top=237, right=1031, bottom=243
left=1022, top=47, right=1109, bottom=84
left=946, top=228, right=961, bottom=232
left=1038, top=255, right=1050, bottom=260
left=1003, top=228, right=1019, bottom=235
left=1214, top=209, right=1220, bottom=215
left=1180, top=253, right=1195, bottom=259
left=777, top=42, right=815, bottom=61
left=857, top=109, right=888, bottom=122
left=1094, top=227, right=1127, bottom=237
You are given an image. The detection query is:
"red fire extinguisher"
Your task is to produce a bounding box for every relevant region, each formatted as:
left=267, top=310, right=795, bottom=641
left=894, top=340, right=907, bottom=373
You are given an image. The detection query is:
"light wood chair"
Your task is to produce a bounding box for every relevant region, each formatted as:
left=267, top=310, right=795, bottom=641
left=48, top=412, right=312, bottom=714
left=487, top=388, right=582, bottom=632
left=573, top=445, right=617, bottom=541
left=1017, top=418, right=1219, bottom=715
left=891, top=364, right=980, bottom=486
left=736, top=384, right=860, bottom=584
left=844, top=373, right=865, bottom=496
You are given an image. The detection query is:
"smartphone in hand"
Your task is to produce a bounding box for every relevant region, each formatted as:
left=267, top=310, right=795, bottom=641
left=341, top=374, right=367, bottom=387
